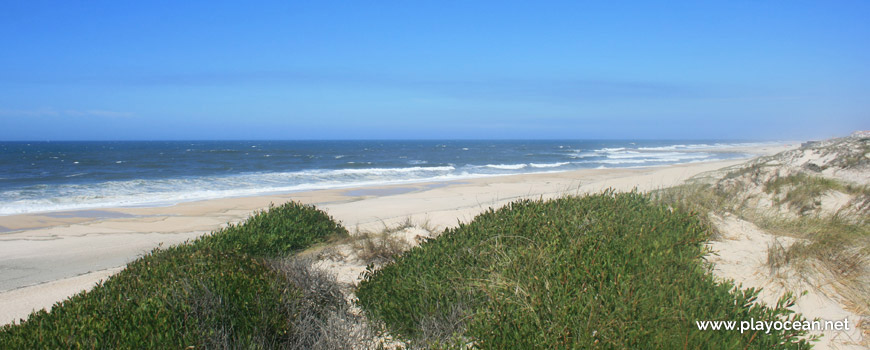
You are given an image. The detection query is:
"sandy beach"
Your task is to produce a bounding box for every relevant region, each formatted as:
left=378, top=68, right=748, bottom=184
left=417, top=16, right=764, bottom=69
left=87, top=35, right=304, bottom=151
left=0, top=143, right=794, bottom=325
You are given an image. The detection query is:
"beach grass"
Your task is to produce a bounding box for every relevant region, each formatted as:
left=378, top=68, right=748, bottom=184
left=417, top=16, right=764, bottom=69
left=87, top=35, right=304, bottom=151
left=356, top=191, right=811, bottom=349
left=763, top=173, right=870, bottom=214
left=349, top=218, right=415, bottom=265
left=653, top=176, right=870, bottom=317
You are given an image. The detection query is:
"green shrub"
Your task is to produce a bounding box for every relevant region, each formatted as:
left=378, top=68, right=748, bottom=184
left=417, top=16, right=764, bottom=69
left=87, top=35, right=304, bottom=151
left=357, top=192, right=811, bottom=349
left=200, top=201, right=348, bottom=257
left=0, top=201, right=347, bottom=348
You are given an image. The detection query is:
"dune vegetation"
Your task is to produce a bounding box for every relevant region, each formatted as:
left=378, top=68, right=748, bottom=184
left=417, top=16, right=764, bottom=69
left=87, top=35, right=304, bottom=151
left=356, top=192, right=811, bottom=349
left=0, top=202, right=350, bottom=349
left=2, top=191, right=837, bottom=348
left=652, top=136, right=869, bottom=321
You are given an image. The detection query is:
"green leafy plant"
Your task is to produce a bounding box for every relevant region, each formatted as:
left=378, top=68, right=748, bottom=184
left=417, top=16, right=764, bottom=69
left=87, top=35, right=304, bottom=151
left=357, top=192, right=812, bottom=349
left=0, top=201, right=347, bottom=348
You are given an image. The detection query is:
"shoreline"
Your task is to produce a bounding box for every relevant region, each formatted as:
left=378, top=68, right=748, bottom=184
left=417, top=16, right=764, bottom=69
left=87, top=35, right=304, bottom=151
left=0, top=142, right=795, bottom=325
left=0, top=141, right=790, bottom=218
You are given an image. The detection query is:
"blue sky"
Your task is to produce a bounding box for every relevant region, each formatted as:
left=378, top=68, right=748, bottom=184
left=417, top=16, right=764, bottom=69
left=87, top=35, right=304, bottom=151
left=1, top=1, right=868, bottom=140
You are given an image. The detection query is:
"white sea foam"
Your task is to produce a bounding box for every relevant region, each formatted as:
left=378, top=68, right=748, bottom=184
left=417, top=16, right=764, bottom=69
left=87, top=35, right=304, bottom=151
left=0, top=166, right=469, bottom=215
left=530, top=162, right=570, bottom=168
left=637, top=144, right=711, bottom=151
left=577, top=159, right=650, bottom=165
left=570, top=151, right=598, bottom=159
left=484, top=164, right=528, bottom=170
left=580, top=143, right=744, bottom=165
left=636, top=142, right=778, bottom=151
left=592, top=142, right=773, bottom=154
left=578, top=155, right=718, bottom=166
left=299, top=166, right=455, bottom=176
left=605, top=152, right=710, bottom=160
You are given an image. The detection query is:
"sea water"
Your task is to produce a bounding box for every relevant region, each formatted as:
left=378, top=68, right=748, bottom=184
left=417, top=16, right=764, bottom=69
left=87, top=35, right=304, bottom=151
left=0, top=140, right=772, bottom=215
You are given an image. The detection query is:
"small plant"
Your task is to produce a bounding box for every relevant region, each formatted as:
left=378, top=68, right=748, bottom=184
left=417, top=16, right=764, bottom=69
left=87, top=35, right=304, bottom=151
left=270, top=258, right=375, bottom=350
left=766, top=238, right=793, bottom=276
left=833, top=142, right=870, bottom=169
left=761, top=215, right=870, bottom=314
left=764, top=173, right=844, bottom=213
left=350, top=218, right=418, bottom=264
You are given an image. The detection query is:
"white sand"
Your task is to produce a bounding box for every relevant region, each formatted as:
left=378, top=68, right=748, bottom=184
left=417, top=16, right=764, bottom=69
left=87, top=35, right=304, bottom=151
left=707, top=214, right=865, bottom=349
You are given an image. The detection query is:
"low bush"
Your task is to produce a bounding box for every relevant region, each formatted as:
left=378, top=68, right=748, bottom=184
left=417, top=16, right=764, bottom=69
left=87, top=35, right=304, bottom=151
left=357, top=192, right=811, bottom=349
left=0, top=201, right=347, bottom=348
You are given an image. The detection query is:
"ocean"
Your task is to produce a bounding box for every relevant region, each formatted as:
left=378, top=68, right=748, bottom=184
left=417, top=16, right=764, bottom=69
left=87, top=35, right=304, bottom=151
left=0, top=140, right=768, bottom=215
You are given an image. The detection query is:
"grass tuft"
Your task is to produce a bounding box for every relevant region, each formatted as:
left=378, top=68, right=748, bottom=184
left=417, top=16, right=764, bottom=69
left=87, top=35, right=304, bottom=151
left=762, top=173, right=869, bottom=213
left=350, top=218, right=421, bottom=264
left=654, top=168, right=870, bottom=318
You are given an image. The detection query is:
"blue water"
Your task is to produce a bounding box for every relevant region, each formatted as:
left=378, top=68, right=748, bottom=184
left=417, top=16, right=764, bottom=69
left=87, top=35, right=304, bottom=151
left=0, top=140, right=766, bottom=215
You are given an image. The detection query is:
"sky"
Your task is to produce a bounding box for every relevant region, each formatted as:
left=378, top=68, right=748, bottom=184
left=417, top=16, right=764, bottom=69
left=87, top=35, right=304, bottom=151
left=1, top=1, right=868, bottom=141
